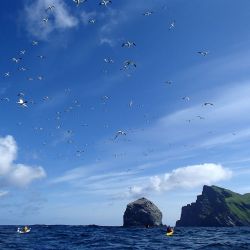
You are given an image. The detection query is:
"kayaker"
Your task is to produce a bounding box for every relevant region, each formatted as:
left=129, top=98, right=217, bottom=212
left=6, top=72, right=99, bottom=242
left=166, top=226, right=173, bottom=233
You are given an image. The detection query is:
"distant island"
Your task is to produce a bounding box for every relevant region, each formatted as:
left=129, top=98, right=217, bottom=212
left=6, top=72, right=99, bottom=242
left=176, top=185, right=250, bottom=227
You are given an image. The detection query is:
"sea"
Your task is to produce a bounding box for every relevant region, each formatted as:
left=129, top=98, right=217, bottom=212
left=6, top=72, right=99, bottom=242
left=0, top=225, right=249, bottom=250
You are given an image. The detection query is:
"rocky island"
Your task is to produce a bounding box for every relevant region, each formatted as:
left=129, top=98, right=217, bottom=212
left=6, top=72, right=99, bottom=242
left=123, top=197, right=163, bottom=227
left=176, top=185, right=250, bottom=227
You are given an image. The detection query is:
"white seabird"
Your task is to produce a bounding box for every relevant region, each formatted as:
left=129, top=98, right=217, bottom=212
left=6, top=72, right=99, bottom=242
left=114, top=130, right=126, bottom=140
left=122, top=41, right=136, bottom=48
left=100, top=0, right=112, bottom=7
left=17, top=98, right=28, bottom=108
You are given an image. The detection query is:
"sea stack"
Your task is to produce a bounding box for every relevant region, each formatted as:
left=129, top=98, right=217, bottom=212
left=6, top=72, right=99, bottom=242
left=123, top=197, right=163, bottom=227
left=176, top=185, right=250, bottom=227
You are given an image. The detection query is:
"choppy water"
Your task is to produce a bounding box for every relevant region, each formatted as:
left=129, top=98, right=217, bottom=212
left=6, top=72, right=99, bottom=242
left=0, top=225, right=249, bottom=249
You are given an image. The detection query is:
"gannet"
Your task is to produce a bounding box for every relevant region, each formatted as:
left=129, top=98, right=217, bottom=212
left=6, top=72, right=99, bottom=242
left=123, top=60, right=136, bottom=69
left=17, top=98, right=28, bottom=107
left=198, top=51, right=209, bottom=56
left=203, top=102, right=214, bottom=106
left=100, top=0, right=112, bottom=7
left=169, top=21, right=175, bottom=30
left=122, top=41, right=136, bottom=48
left=46, top=5, right=55, bottom=11
left=114, top=130, right=126, bottom=140
left=104, top=58, right=114, bottom=63
left=73, top=0, right=87, bottom=6
left=143, top=11, right=153, bottom=16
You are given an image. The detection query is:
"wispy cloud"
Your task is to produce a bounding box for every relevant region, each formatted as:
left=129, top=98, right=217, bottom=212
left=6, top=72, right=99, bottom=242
left=98, top=8, right=124, bottom=47
left=23, top=0, right=78, bottom=39
left=51, top=165, right=89, bottom=184
left=201, top=127, right=250, bottom=148
left=99, top=37, right=115, bottom=47
left=127, top=81, right=250, bottom=150
left=51, top=162, right=232, bottom=201
left=0, top=135, right=46, bottom=188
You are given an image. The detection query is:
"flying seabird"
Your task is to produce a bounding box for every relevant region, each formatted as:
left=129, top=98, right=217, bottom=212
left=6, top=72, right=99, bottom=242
left=104, top=58, right=114, bottom=63
left=4, top=72, right=10, bottom=77
left=122, top=41, right=136, bottom=48
left=18, top=92, right=25, bottom=97
left=143, top=11, right=153, bottom=16
left=102, top=95, right=110, bottom=100
left=73, top=0, right=87, bottom=6
left=19, top=67, right=27, bottom=71
left=203, top=102, right=214, bottom=106
left=32, top=41, right=38, bottom=46
left=198, top=51, right=209, bottom=56
left=12, top=57, right=21, bottom=63
left=76, top=150, right=85, bottom=155
left=123, top=60, right=136, bottom=69
left=43, top=17, right=49, bottom=23
left=46, top=5, right=55, bottom=11
left=129, top=100, right=133, bottom=108
left=164, top=80, right=173, bottom=85
left=99, top=0, right=112, bottom=7
left=114, top=130, right=126, bottom=140
left=169, top=21, right=175, bottom=30
left=182, top=96, right=190, bottom=101
left=0, top=97, right=10, bottom=102
left=17, top=98, right=28, bottom=108
left=43, top=96, right=50, bottom=101
left=89, top=18, right=96, bottom=24
left=197, top=115, right=205, bottom=119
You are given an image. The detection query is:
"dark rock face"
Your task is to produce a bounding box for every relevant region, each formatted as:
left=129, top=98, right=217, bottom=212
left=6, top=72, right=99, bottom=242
left=123, top=197, right=163, bottom=227
left=176, top=185, right=250, bottom=227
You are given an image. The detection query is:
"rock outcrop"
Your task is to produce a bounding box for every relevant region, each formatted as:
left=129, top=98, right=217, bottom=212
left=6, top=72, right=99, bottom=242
left=176, top=185, right=250, bottom=227
left=123, top=197, right=163, bottom=227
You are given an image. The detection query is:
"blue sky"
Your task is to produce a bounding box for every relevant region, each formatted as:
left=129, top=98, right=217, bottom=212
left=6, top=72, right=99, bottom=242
left=0, top=0, right=250, bottom=226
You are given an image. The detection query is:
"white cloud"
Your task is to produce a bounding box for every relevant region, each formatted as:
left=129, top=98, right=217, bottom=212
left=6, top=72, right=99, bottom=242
left=0, top=135, right=46, bottom=187
left=129, top=163, right=232, bottom=197
left=23, top=0, right=78, bottom=39
left=9, top=164, right=46, bottom=188
left=0, top=136, right=17, bottom=175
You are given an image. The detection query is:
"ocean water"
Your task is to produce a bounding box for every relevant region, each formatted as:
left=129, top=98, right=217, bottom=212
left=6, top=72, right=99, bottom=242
left=0, top=225, right=249, bottom=250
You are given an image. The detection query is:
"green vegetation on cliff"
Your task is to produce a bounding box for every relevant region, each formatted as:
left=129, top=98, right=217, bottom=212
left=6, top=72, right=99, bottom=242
left=176, top=185, right=250, bottom=227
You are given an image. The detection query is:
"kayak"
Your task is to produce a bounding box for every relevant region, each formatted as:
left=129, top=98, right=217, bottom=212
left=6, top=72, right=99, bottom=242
left=166, top=230, right=174, bottom=236
left=17, top=228, right=31, bottom=234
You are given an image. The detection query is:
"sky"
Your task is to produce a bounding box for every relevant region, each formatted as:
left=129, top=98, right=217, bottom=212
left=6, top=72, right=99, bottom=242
left=0, top=0, right=250, bottom=226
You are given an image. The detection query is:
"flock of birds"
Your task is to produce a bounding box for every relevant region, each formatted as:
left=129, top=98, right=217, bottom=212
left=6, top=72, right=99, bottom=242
left=0, top=0, right=217, bottom=162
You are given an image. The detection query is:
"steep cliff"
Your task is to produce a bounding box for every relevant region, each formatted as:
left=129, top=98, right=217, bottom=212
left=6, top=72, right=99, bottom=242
left=176, top=185, right=250, bottom=227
